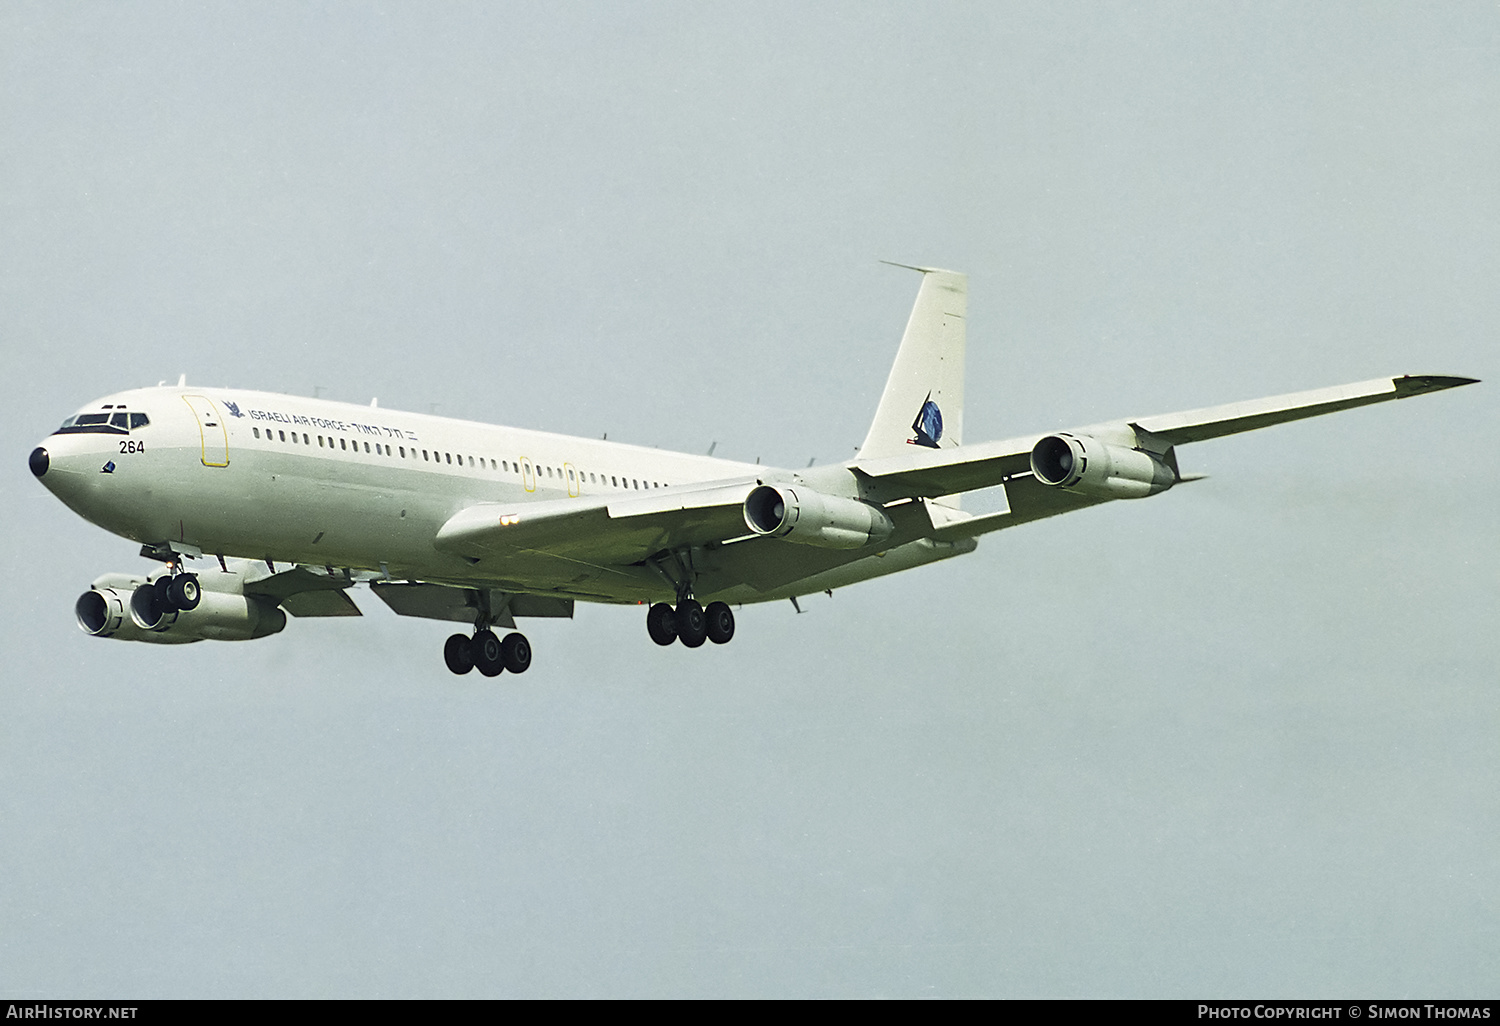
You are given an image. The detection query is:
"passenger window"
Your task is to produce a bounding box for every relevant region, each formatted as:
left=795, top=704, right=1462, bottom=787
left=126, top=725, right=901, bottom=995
left=339, top=438, right=346, bottom=450
left=280, top=430, right=286, bottom=442
left=546, top=466, right=553, bottom=477
left=611, top=476, right=617, bottom=486
left=399, top=446, right=406, bottom=458
left=319, top=436, right=325, bottom=447
left=423, top=450, right=429, bottom=461
left=253, top=427, right=261, bottom=439
left=364, top=442, right=370, bottom=453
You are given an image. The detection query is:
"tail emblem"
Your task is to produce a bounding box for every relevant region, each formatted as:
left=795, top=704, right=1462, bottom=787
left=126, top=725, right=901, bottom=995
left=908, top=393, right=943, bottom=448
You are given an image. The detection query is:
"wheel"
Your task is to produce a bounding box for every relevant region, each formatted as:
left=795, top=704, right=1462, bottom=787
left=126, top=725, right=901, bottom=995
left=501, top=632, right=532, bottom=674
left=152, top=575, right=176, bottom=614
left=472, top=629, right=505, bottom=677
left=675, top=599, right=707, bottom=648
left=646, top=602, right=678, bottom=646
left=705, top=601, right=735, bottom=644
left=443, top=633, right=474, bottom=675
left=167, top=574, right=201, bottom=611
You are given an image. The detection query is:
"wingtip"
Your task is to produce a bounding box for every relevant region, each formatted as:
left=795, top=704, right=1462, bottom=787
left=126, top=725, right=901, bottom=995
left=1393, top=375, right=1481, bottom=397
left=879, top=259, right=963, bottom=276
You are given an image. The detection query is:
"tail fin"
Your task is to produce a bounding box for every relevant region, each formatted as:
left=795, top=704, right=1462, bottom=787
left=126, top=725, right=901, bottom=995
left=857, top=264, right=967, bottom=462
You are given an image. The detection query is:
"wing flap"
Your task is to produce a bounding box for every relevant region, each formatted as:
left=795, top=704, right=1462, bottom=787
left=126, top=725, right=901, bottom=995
left=368, top=582, right=576, bottom=624
left=281, top=589, right=363, bottom=617
left=852, top=437, right=1038, bottom=500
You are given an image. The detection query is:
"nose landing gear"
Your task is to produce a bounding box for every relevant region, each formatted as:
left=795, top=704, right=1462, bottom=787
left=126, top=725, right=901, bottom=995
left=129, top=566, right=202, bottom=631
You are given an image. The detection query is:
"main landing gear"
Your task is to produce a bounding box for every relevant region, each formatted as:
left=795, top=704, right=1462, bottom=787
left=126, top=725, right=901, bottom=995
left=646, top=599, right=735, bottom=648
left=443, top=629, right=532, bottom=677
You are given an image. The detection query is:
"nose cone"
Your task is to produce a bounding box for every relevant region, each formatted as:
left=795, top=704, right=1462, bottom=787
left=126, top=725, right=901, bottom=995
left=29, top=446, right=49, bottom=478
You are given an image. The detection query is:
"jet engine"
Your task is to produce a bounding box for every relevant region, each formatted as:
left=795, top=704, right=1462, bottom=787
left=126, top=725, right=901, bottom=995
left=76, top=573, right=286, bottom=643
left=1029, top=433, right=1177, bottom=499
left=743, top=484, right=895, bottom=549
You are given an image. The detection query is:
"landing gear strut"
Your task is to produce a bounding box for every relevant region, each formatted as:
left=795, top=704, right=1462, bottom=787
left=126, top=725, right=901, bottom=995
left=442, top=629, right=532, bottom=677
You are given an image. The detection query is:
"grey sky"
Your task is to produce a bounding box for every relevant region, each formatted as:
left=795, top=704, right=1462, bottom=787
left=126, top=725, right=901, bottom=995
left=2, top=1, right=1495, bottom=998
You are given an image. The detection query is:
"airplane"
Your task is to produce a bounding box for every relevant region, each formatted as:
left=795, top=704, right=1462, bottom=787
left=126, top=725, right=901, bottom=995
left=28, top=266, right=1477, bottom=677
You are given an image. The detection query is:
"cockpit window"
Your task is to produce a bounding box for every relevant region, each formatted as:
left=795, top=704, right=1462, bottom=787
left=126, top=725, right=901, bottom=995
left=53, top=410, right=148, bottom=436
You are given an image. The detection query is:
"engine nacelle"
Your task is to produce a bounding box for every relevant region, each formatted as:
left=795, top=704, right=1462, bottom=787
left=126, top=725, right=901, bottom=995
left=128, top=584, right=286, bottom=640
left=76, top=572, right=287, bottom=643
left=1029, top=433, right=1176, bottom=499
left=76, top=587, right=197, bottom=644
left=743, top=484, right=895, bottom=549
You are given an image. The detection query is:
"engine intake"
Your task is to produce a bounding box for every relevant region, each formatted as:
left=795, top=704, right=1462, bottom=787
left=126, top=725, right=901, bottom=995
left=743, top=484, right=895, bottom=549
left=1030, top=433, right=1176, bottom=499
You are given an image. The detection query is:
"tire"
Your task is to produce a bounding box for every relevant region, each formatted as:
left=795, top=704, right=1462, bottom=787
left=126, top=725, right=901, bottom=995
left=152, top=575, right=176, bottom=614
left=443, top=633, right=475, bottom=675
left=646, top=602, right=678, bottom=646
left=705, top=601, right=735, bottom=645
left=472, top=629, right=505, bottom=677
left=168, top=574, right=201, bottom=611
left=675, top=599, right=707, bottom=649
left=501, top=632, right=532, bottom=674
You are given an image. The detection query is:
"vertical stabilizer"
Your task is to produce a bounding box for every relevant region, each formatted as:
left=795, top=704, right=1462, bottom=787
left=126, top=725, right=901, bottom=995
left=857, top=265, right=967, bottom=463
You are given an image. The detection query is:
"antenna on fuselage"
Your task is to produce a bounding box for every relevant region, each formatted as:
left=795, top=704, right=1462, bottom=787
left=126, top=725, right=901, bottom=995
left=370, top=397, right=378, bottom=408
left=706, top=441, right=717, bottom=456
left=177, top=374, right=186, bottom=387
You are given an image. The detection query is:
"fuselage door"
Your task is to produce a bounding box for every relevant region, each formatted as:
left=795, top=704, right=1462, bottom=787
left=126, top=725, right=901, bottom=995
left=520, top=457, right=536, bottom=492
left=181, top=395, right=229, bottom=467
left=564, top=462, right=579, bottom=498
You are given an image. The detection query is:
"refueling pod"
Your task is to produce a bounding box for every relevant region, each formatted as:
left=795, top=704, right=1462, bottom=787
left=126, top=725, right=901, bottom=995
left=1029, top=433, right=1177, bottom=499
left=743, top=484, right=895, bottom=549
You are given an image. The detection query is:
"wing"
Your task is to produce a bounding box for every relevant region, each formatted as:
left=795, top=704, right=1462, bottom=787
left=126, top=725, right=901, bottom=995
left=428, top=374, right=1475, bottom=573
left=432, top=478, right=760, bottom=567
left=852, top=375, right=1470, bottom=507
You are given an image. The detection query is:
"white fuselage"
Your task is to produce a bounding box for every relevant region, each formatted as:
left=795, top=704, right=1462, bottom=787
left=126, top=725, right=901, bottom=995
left=35, top=387, right=973, bottom=606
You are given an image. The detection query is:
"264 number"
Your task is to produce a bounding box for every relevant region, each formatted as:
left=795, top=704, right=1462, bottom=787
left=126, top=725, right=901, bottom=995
left=119, top=440, right=145, bottom=453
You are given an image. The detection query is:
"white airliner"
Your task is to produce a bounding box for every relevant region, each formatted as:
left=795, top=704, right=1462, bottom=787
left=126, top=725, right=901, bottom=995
left=30, top=267, right=1476, bottom=677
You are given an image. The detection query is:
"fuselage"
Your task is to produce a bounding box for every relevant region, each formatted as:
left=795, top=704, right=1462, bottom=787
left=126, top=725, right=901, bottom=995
left=31, top=387, right=974, bottom=606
